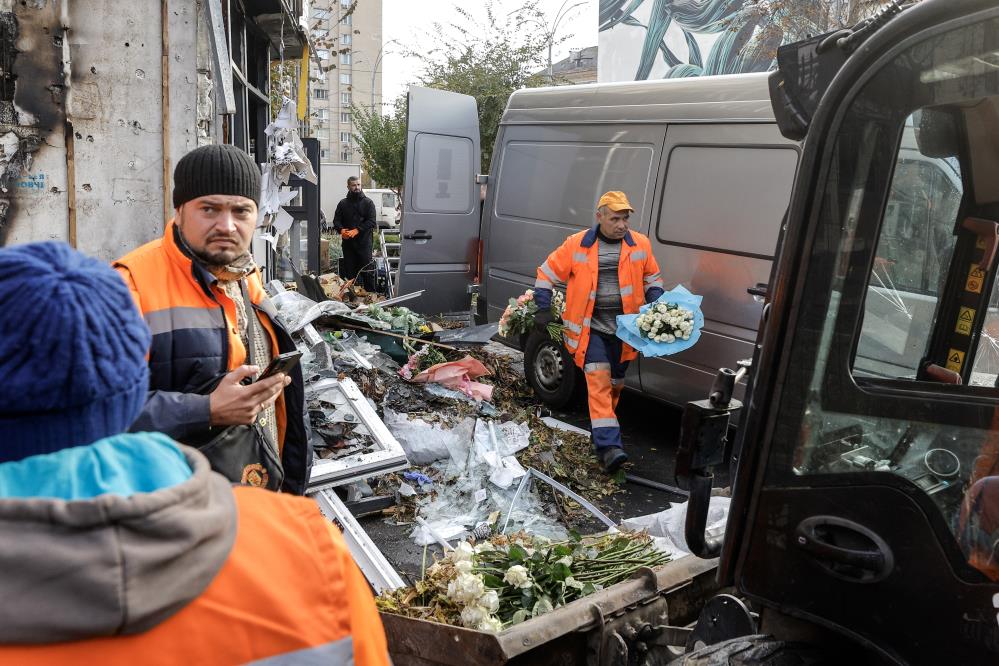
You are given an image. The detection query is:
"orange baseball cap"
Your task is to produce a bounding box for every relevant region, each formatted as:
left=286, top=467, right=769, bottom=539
left=597, top=191, right=634, bottom=212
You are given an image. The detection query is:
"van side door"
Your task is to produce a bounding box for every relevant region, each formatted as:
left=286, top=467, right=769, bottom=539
left=397, top=86, right=482, bottom=316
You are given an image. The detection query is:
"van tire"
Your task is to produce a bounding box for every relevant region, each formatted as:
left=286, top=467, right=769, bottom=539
left=524, top=329, right=579, bottom=409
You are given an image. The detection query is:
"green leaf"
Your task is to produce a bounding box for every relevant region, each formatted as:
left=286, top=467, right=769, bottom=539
left=581, top=583, right=597, bottom=596
left=612, top=469, right=627, bottom=484
left=553, top=545, right=572, bottom=558
left=510, top=609, right=530, bottom=625
left=508, top=544, right=529, bottom=562
left=482, top=573, right=504, bottom=589
left=569, top=529, right=582, bottom=542
left=532, top=597, right=554, bottom=617
left=551, top=563, right=572, bottom=582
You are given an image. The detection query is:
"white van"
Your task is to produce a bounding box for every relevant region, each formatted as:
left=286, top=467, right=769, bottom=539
left=365, top=188, right=401, bottom=229
left=395, top=74, right=957, bottom=408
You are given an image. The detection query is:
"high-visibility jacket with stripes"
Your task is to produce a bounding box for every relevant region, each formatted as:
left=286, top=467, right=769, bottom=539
left=0, top=482, right=391, bottom=666
left=535, top=227, right=664, bottom=367
left=114, top=221, right=312, bottom=494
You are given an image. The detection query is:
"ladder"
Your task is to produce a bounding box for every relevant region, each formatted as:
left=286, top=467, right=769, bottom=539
left=379, top=228, right=401, bottom=297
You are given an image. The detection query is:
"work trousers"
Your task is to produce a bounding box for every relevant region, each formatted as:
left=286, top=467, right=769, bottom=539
left=342, top=232, right=375, bottom=292
left=583, top=332, right=628, bottom=450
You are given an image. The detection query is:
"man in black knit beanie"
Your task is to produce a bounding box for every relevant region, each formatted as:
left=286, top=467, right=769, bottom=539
left=114, top=143, right=313, bottom=495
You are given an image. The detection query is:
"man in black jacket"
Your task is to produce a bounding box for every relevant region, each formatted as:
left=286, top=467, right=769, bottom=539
left=333, top=176, right=377, bottom=291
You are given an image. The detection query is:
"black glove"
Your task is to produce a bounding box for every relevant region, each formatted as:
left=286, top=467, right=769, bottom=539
left=533, top=309, right=554, bottom=333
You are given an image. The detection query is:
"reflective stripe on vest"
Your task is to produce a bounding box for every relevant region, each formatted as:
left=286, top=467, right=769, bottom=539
left=144, top=306, right=225, bottom=336
left=630, top=250, right=647, bottom=262
left=539, top=261, right=559, bottom=283
left=247, top=637, right=354, bottom=665
left=573, top=252, right=588, bottom=264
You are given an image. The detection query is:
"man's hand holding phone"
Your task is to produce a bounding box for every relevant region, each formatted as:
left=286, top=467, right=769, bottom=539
left=209, top=366, right=289, bottom=427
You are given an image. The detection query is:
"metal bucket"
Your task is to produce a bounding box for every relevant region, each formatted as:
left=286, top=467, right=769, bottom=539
left=380, top=556, right=719, bottom=665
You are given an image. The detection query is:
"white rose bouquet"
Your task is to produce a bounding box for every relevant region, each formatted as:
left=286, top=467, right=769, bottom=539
left=635, top=302, right=694, bottom=344
left=615, top=285, right=704, bottom=357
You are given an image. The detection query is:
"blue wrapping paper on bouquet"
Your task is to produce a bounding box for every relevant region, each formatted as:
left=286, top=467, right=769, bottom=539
left=615, top=286, right=704, bottom=357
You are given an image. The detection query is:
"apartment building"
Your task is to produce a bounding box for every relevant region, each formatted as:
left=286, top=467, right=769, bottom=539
left=308, top=0, right=383, bottom=171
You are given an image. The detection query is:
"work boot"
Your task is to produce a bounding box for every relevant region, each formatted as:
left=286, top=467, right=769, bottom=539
left=600, top=447, right=628, bottom=474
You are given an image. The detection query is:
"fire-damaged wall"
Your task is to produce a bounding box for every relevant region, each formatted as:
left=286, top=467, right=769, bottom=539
left=0, top=0, right=212, bottom=261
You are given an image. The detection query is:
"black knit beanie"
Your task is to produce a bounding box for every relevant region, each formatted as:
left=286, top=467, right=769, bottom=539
left=172, top=144, right=261, bottom=209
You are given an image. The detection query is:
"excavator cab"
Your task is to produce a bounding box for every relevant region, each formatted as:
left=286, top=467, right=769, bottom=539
left=678, top=1, right=999, bottom=662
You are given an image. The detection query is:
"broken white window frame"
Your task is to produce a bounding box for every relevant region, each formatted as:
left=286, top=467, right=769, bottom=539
left=307, top=377, right=410, bottom=492
left=312, top=488, right=406, bottom=593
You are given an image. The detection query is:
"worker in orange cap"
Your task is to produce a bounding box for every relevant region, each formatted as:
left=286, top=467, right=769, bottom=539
left=533, top=191, right=664, bottom=472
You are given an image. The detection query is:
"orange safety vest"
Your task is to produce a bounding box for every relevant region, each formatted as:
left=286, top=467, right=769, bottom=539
left=536, top=228, right=663, bottom=368
left=0, top=487, right=390, bottom=665
left=115, top=220, right=290, bottom=449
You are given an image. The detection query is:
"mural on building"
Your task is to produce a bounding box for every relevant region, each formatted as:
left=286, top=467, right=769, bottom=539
left=598, top=0, right=891, bottom=82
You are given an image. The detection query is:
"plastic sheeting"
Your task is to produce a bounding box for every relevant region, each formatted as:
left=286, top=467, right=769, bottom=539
left=271, top=290, right=352, bottom=332
left=620, top=496, right=731, bottom=558
left=383, top=409, right=475, bottom=466
left=408, top=417, right=566, bottom=546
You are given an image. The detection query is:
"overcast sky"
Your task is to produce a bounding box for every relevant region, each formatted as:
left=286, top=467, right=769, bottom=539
left=381, top=0, right=598, bottom=107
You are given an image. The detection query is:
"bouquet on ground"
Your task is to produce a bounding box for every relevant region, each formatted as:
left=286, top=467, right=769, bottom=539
left=498, top=289, right=565, bottom=342
left=615, top=286, right=704, bottom=357
left=377, top=531, right=670, bottom=632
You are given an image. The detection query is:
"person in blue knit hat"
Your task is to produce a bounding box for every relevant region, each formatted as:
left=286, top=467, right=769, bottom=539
left=0, top=242, right=389, bottom=664
left=0, top=241, right=152, bottom=458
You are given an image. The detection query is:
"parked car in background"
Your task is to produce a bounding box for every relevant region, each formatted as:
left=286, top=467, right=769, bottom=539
left=366, top=188, right=401, bottom=229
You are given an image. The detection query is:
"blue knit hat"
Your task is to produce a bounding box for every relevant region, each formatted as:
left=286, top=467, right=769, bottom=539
left=0, top=242, right=151, bottom=462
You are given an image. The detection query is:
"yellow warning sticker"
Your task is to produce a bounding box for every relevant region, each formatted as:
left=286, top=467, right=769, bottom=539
left=977, top=237, right=987, bottom=250
left=946, top=348, right=966, bottom=373
left=956, top=307, right=975, bottom=335
left=966, top=263, right=985, bottom=294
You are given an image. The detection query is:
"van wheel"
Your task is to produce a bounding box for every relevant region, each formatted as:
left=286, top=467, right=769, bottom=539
left=524, top=329, right=579, bottom=409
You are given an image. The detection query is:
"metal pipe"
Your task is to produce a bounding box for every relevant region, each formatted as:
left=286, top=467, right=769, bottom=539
left=161, top=0, right=171, bottom=228
left=625, top=473, right=690, bottom=497
left=60, top=1, right=76, bottom=247
left=684, top=471, right=723, bottom=559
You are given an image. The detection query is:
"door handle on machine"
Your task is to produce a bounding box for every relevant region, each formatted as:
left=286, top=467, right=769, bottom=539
left=747, top=283, right=768, bottom=301
left=795, top=516, right=894, bottom=582
left=404, top=230, right=433, bottom=241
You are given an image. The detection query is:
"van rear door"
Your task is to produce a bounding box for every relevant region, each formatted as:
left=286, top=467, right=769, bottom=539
left=397, top=86, right=481, bottom=316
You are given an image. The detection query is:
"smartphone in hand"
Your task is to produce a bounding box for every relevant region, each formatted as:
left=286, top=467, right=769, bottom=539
left=242, top=351, right=303, bottom=385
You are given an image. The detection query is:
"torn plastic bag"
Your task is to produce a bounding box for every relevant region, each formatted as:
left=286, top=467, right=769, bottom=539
left=410, top=418, right=566, bottom=546
left=620, top=496, right=731, bottom=557
left=383, top=409, right=475, bottom=466
left=271, top=290, right=352, bottom=332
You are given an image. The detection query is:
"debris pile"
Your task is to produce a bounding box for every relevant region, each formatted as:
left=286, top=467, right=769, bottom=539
left=267, top=285, right=642, bottom=608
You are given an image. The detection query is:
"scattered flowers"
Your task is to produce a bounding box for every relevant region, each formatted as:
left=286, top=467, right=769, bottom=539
left=635, top=302, right=694, bottom=343
left=377, top=531, right=671, bottom=633
left=503, top=564, right=533, bottom=589
left=399, top=344, right=448, bottom=380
